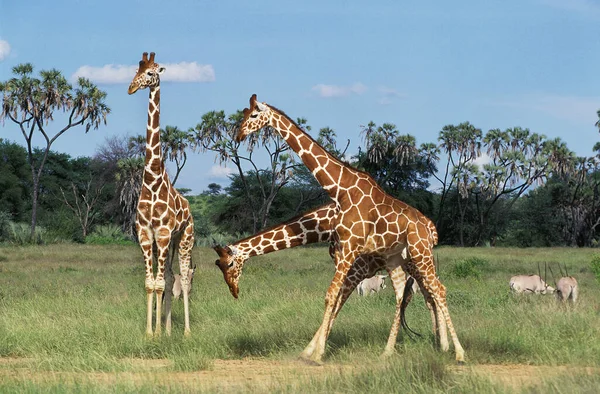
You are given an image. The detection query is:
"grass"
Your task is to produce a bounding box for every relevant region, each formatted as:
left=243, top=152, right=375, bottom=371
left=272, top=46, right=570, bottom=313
left=0, top=244, right=599, bottom=392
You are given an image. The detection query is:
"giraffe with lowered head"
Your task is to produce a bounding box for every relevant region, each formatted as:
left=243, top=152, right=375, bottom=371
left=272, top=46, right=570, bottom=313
left=128, top=52, right=195, bottom=337
left=237, top=94, right=463, bottom=363
left=213, top=201, right=446, bottom=356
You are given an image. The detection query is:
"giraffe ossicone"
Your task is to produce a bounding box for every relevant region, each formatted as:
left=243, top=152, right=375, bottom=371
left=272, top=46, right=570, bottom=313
left=237, top=93, right=465, bottom=364
left=128, top=51, right=195, bottom=338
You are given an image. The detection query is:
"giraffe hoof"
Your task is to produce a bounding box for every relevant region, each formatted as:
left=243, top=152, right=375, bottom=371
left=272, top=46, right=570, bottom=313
left=456, top=360, right=466, bottom=366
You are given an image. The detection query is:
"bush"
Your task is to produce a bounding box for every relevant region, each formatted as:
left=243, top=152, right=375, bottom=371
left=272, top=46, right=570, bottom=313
left=86, top=224, right=133, bottom=245
left=449, top=257, right=489, bottom=279
left=6, top=222, right=52, bottom=245
left=591, top=255, right=600, bottom=284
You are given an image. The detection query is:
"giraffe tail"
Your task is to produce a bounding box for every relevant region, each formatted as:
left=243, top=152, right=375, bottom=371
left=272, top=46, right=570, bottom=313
left=400, top=276, right=422, bottom=340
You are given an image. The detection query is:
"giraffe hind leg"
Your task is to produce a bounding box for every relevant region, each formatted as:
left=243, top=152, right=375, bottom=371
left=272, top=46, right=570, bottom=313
left=178, top=221, right=194, bottom=337
left=408, top=244, right=464, bottom=363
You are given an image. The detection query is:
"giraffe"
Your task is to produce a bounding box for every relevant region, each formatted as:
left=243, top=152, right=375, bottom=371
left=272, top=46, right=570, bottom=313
left=213, top=202, right=446, bottom=356
left=237, top=94, right=464, bottom=363
left=128, top=52, right=195, bottom=337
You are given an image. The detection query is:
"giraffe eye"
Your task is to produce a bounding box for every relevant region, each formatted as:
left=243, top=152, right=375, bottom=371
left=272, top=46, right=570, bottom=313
left=250, top=112, right=258, bottom=119
left=228, top=262, right=234, bottom=268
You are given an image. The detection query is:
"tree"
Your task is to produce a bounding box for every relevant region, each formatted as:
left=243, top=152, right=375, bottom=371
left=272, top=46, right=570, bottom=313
left=473, top=128, right=573, bottom=245
left=0, top=139, right=30, bottom=220
left=60, top=180, right=105, bottom=238
left=432, top=122, right=482, bottom=232
left=204, top=183, right=222, bottom=196
left=0, top=63, right=110, bottom=240
left=192, top=110, right=298, bottom=232
left=160, top=125, right=193, bottom=185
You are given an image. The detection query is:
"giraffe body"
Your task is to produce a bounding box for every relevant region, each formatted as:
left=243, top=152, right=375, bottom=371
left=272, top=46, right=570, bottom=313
left=214, top=202, right=445, bottom=357
left=238, top=94, right=463, bottom=363
left=128, top=52, right=195, bottom=337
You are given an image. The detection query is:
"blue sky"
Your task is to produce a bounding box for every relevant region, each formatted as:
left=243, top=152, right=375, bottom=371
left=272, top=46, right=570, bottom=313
left=1, top=0, right=599, bottom=194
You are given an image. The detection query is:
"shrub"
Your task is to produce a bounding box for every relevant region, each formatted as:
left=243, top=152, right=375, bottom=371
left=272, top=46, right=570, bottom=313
left=86, top=224, right=133, bottom=245
left=6, top=222, right=50, bottom=245
left=449, top=257, right=489, bottom=279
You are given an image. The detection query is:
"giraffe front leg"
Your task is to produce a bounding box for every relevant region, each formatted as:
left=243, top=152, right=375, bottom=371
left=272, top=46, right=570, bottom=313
left=138, top=229, right=155, bottom=338
left=300, top=250, right=358, bottom=364
left=178, top=222, right=194, bottom=337
left=154, top=235, right=171, bottom=337
left=164, top=250, right=175, bottom=337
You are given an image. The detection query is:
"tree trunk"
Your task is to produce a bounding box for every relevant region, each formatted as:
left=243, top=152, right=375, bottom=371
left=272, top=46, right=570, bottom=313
left=30, top=176, right=39, bottom=242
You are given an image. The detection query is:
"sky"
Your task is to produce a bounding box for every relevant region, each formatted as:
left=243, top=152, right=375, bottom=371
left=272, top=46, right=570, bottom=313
left=1, top=0, right=599, bottom=194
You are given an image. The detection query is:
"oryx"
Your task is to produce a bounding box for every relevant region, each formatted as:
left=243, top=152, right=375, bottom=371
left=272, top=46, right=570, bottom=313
left=549, top=264, right=578, bottom=303
left=509, top=262, right=555, bottom=294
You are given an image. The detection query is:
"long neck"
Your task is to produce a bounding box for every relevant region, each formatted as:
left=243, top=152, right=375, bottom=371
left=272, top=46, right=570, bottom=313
left=270, top=111, right=357, bottom=203
left=229, top=204, right=335, bottom=258
left=145, top=86, right=164, bottom=176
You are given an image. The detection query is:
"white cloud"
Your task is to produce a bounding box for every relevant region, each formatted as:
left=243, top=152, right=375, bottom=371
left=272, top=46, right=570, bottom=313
left=311, top=83, right=367, bottom=98
left=473, top=152, right=492, bottom=169
left=71, top=62, right=215, bottom=84
left=209, top=165, right=235, bottom=179
left=0, top=39, right=11, bottom=62
left=493, top=93, right=600, bottom=125
left=377, top=86, right=407, bottom=105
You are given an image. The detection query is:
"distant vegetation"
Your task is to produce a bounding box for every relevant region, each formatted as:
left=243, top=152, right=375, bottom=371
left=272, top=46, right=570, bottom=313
left=2, top=63, right=600, bottom=247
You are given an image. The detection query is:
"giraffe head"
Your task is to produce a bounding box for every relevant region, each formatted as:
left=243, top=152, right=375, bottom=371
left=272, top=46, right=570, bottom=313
left=128, top=52, right=165, bottom=95
left=236, top=94, right=272, bottom=142
left=213, top=244, right=245, bottom=299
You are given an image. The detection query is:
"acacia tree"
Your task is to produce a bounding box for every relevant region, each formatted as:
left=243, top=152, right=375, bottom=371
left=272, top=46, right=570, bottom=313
left=0, top=63, right=110, bottom=239
left=60, top=179, right=105, bottom=238
left=193, top=110, right=299, bottom=232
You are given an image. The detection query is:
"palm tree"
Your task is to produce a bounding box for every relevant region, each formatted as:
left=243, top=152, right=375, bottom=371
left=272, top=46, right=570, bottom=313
left=160, top=125, right=193, bottom=185
left=0, top=63, right=110, bottom=240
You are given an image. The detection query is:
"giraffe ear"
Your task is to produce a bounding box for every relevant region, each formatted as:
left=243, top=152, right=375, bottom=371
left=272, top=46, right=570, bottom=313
left=157, top=67, right=166, bottom=74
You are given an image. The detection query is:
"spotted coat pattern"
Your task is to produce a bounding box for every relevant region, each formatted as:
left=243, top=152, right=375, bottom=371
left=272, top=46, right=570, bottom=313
left=128, top=52, right=195, bottom=337
left=237, top=94, right=464, bottom=363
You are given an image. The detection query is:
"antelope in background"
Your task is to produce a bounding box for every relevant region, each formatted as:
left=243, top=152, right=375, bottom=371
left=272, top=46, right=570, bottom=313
left=550, top=264, right=579, bottom=304
left=509, top=262, right=555, bottom=295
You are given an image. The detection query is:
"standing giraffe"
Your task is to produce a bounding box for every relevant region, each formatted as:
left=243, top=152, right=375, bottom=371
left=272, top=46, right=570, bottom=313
left=213, top=202, right=445, bottom=356
left=237, top=94, right=464, bottom=363
left=128, top=52, right=195, bottom=337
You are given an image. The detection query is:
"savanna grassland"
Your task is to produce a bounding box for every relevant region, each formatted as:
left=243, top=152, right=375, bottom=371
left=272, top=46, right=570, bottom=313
left=0, top=244, right=599, bottom=393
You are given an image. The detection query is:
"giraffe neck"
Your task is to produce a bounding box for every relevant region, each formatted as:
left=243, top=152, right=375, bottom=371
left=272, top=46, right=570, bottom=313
left=228, top=204, right=335, bottom=259
left=144, top=86, right=165, bottom=178
left=269, top=110, right=357, bottom=204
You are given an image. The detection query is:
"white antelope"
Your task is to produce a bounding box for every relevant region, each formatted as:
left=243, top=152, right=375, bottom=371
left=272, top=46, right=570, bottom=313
left=509, top=263, right=554, bottom=294
left=550, top=264, right=578, bottom=303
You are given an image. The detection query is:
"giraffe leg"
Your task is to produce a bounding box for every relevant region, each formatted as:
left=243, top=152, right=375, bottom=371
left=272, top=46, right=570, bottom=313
left=300, top=250, right=359, bottom=364
left=382, top=264, right=408, bottom=357
left=420, top=284, right=448, bottom=351
left=164, top=248, right=175, bottom=337
left=154, top=233, right=171, bottom=337
left=138, top=228, right=155, bottom=338
left=408, top=244, right=465, bottom=363
left=178, top=222, right=194, bottom=337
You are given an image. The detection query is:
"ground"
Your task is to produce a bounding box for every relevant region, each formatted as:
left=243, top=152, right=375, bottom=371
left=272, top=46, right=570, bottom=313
left=1, top=357, right=598, bottom=392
